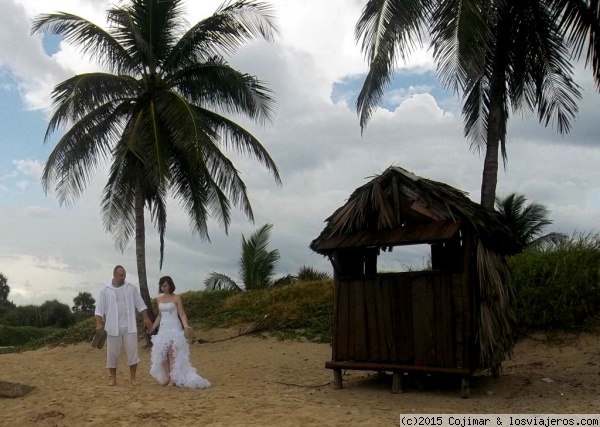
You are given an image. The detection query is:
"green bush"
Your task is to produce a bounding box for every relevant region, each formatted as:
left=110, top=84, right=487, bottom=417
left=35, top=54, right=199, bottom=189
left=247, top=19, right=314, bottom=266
left=0, top=325, right=61, bottom=347
left=510, top=233, right=600, bottom=333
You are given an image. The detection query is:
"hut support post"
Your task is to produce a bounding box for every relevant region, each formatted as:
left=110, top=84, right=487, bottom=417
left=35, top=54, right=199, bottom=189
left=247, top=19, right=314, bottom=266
left=491, top=363, right=501, bottom=379
left=461, top=377, right=470, bottom=399
left=392, top=372, right=402, bottom=394
left=333, top=369, right=343, bottom=390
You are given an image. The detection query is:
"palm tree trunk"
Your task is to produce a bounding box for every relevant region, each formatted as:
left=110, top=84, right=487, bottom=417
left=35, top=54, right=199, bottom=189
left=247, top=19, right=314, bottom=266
left=135, top=185, right=155, bottom=347
left=480, top=62, right=506, bottom=211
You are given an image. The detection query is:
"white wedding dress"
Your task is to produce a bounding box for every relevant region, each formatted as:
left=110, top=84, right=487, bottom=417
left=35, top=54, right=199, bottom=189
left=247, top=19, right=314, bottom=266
left=149, top=302, right=211, bottom=389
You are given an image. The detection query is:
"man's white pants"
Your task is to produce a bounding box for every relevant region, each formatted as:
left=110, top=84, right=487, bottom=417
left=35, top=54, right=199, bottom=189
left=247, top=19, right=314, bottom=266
left=106, top=327, right=139, bottom=368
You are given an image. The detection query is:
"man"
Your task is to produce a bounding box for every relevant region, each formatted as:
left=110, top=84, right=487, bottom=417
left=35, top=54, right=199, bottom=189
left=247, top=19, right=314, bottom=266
left=95, top=265, right=153, bottom=386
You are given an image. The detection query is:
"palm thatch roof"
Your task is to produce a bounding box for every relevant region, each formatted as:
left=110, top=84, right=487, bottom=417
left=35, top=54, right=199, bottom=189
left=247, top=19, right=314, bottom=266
left=310, top=165, right=518, bottom=255
left=309, top=165, right=518, bottom=369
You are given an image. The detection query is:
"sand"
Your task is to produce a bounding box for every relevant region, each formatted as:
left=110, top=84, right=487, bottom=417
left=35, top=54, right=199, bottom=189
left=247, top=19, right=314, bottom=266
left=2, top=329, right=600, bottom=426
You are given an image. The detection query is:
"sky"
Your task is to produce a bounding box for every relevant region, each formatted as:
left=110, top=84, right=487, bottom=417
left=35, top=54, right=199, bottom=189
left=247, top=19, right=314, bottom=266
left=0, top=0, right=599, bottom=308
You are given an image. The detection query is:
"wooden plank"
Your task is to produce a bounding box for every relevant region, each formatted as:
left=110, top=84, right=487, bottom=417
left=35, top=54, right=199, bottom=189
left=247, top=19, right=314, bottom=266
left=354, top=279, right=368, bottom=361
left=363, top=277, right=379, bottom=361
left=381, top=278, right=397, bottom=362
left=412, top=275, right=435, bottom=366
left=433, top=275, right=454, bottom=368
left=324, top=360, right=471, bottom=376
left=347, top=280, right=356, bottom=361
left=396, top=275, right=414, bottom=363
left=452, top=272, right=465, bottom=369
left=332, top=279, right=339, bottom=361
left=463, top=235, right=475, bottom=369
left=374, top=278, right=390, bottom=361
left=336, top=280, right=349, bottom=361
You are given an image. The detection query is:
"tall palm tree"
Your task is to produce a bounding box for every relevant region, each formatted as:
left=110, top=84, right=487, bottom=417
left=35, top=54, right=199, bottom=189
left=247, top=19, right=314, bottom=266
left=496, top=192, right=567, bottom=251
left=32, top=0, right=281, bottom=320
left=355, top=0, right=583, bottom=210
left=204, top=223, right=279, bottom=291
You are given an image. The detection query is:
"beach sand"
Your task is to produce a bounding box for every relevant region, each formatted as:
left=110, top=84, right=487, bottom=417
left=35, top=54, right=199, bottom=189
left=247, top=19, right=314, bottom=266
left=2, top=329, right=600, bottom=426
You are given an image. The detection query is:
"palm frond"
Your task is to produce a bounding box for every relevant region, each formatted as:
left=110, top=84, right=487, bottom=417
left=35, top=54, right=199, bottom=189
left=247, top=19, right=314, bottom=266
left=171, top=61, right=276, bottom=126
left=198, top=108, right=281, bottom=185
left=355, top=0, right=430, bottom=131
left=204, top=272, right=242, bottom=291
left=240, top=223, right=279, bottom=290
left=166, top=0, right=277, bottom=69
left=45, top=73, right=139, bottom=139
left=31, top=13, right=137, bottom=74
left=431, top=0, right=491, bottom=95
left=42, top=103, right=130, bottom=205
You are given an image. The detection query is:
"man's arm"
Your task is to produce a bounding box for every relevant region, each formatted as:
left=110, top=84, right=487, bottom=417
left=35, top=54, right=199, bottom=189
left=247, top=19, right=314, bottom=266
left=94, top=315, right=104, bottom=331
left=140, top=309, right=153, bottom=332
left=94, top=288, right=105, bottom=331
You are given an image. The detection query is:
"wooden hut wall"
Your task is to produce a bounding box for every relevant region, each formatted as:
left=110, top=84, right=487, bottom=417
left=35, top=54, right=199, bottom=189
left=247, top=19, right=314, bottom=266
left=332, top=271, right=472, bottom=370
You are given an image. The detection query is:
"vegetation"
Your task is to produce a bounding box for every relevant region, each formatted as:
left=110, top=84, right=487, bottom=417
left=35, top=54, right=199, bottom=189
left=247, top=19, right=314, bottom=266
left=496, top=192, right=567, bottom=251
left=510, top=233, right=600, bottom=334
left=72, top=292, right=95, bottom=314
left=32, top=0, right=281, bottom=323
left=354, top=0, right=597, bottom=210
left=0, top=273, right=8, bottom=302
left=204, top=224, right=280, bottom=291
left=203, top=226, right=331, bottom=291
left=0, top=325, right=61, bottom=348
left=2, top=300, right=75, bottom=328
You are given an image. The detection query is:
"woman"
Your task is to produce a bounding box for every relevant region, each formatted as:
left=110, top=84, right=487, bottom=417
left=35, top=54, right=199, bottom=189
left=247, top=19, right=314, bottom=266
left=148, top=276, right=211, bottom=388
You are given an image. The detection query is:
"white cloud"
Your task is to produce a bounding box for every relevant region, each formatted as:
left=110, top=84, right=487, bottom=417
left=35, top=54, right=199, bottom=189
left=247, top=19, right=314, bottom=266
left=13, top=159, right=43, bottom=178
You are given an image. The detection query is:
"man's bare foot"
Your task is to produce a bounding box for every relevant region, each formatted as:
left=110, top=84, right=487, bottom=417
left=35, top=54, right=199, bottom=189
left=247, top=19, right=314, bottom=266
left=108, top=376, right=116, bottom=386
left=130, top=378, right=138, bottom=386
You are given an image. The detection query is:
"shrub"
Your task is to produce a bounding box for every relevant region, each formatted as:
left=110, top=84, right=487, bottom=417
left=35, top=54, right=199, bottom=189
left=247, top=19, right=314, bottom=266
left=510, top=233, right=600, bottom=333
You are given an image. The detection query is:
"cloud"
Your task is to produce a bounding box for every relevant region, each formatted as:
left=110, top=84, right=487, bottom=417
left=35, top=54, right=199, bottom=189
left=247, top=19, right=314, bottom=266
left=13, top=159, right=43, bottom=178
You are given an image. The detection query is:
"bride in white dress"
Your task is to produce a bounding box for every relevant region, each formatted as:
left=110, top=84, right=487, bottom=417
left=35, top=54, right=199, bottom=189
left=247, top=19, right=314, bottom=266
left=148, top=276, right=211, bottom=389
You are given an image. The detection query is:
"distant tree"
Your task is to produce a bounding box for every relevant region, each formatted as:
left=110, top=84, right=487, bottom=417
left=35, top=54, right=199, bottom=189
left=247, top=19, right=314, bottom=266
left=205, top=224, right=280, bottom=291
left=0, top=273, right=9, bottom=302
left=496, top=192, right=567, bottom=251
left=40, top=300, right=75, bottom=328
left=4, top=305, right=43, bottom=327
left=0, top=300, right=16, bottom=323
left=72, top=292, right=96, bottom=314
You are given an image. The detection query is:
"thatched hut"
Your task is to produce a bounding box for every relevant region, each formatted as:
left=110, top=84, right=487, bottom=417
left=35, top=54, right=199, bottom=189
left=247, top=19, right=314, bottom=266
left=310, top=166, right=519, bottom=398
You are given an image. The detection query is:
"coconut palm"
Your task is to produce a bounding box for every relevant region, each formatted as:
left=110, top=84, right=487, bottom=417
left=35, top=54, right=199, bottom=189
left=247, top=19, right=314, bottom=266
left=32, top=0, right=281, bottom=319
left=355, top=0, right=582, bottom=210
left=496, top=192, right=567, bottom=251
left=204, top=223, right=279, bottom=291
left=0, top=273, right=9, bottom=302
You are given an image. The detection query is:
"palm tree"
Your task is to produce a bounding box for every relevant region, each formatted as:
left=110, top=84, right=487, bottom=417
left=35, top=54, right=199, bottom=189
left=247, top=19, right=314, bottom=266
left=355, top=0, right=582, bottom=210
left=204, top=223, right=279, bottom=291
left=496, top=192, right=567, bottom=251
left=32, top=0, right=281, bottom=320
left=0, top=273, right=9, bottom=302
